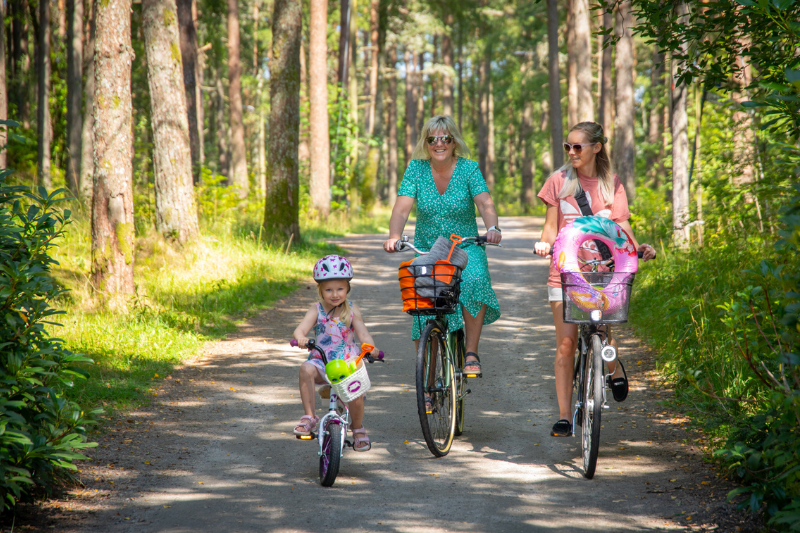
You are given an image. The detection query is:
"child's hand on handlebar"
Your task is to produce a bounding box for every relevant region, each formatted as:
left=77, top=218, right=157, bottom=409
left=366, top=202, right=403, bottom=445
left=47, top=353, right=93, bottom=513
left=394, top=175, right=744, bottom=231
left=294, top=336, right=309, bottom=348
left=534, top=241, right=551, bottom=258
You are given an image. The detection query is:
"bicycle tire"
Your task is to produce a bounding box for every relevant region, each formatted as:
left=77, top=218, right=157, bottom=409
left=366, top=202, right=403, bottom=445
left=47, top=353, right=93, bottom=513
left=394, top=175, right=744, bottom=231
left=454, top=329, right=466, bottom=437
left=582, top=334, right=604, bottom=479
left=416, top=321, right=456, bottom=457
left=319, top=422, right=342, bottom=487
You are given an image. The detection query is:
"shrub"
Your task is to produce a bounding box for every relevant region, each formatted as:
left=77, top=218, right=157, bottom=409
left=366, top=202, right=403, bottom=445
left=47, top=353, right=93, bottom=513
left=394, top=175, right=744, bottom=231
left=0, top=169, right=96, bottom=512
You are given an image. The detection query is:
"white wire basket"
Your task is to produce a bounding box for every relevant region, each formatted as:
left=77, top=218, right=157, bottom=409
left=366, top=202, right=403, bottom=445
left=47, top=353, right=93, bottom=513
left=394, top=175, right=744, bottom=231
left=331, top=361, right=370, bottom=402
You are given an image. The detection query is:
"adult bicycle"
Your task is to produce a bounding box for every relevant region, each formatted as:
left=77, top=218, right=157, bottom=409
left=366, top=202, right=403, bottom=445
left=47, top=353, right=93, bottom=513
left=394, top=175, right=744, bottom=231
left=395, top=233, right=498, bottom=457
left=289, top=338, right=384, bottom=486
left=563, top=250, right=645, bottom=479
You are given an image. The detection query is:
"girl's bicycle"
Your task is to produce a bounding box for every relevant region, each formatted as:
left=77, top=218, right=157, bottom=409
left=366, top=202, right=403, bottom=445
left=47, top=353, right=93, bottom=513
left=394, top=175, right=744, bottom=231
left=289, top=338, right=384, bottom=486
left=395, top=233, right=499, bottom=457
left=562, top=251, right=644, bottom=479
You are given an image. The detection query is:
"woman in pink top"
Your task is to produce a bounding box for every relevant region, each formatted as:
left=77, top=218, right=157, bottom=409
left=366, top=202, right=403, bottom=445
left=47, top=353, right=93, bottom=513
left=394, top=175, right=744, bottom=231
left=534, top=122, right=656, bottom=438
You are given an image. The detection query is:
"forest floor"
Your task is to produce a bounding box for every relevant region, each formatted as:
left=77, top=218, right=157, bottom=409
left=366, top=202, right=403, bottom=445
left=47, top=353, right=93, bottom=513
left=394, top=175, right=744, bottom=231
left=1, top=217, right=765, bottom=532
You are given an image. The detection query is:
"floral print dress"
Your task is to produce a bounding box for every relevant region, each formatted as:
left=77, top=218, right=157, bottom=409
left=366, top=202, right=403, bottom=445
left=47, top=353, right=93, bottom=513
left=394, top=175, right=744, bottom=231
left=398, top=157, right=501, bottom=340
left=307, top=302, right=360, bottom=375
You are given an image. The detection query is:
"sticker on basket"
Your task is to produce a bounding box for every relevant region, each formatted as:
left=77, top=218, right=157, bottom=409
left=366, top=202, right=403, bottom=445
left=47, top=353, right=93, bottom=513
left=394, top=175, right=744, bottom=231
left=348, top=380, right=362, bottom=394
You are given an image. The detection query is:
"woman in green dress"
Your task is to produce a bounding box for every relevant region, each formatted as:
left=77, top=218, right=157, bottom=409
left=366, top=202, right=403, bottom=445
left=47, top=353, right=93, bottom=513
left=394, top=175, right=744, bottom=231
left=382, top=115, right=502, bottom=376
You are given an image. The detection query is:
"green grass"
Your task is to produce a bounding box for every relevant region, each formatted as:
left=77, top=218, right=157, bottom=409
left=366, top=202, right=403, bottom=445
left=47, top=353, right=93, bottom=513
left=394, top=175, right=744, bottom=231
left=49, top=205, right=390, bottom=413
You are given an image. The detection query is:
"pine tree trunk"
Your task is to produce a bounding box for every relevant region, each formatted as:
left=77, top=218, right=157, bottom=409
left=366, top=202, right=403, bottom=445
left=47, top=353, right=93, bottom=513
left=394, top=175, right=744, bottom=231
left=442, top=15, right=454, bottom=118
left=457, top=29, right=463, bottom=130
left=366, top=0, right=378, bottom=136
left=37, top=0, right=51, bottom=188
left=416, top=51, right=424, bottom=134
left=337, top=0, right=349, bottom=86
left=404, top=49, right=416, bottom=167
left=13, top=0, right=31, bottom=129
left=478, top=54, right=488, bottom=178
left=79, top=0, right=95, bottom=203
left=143, top=0, right=199, bottom=243
left=647, top=45, right=663, bottom=176
left=732, top=51, right=755, bottom=188
left=386, top=46, right=398, bottom=196
left=547, top=0, right=563, bottom=170
left=91, top=0, right=135, bottom=303
left=520, top=54, right=535, bottom=211
left=613, top=1, right=635, bottom=199
left=298, top=38, right=310, bottom=164
left=264, top=0, right=301, bottom=242
left=309, top=0, right=330, bottom=217
left=430, top=36, right=438, bottom=115
left=347, top=0, right=359, bottom=210
left=66, top=0, right=82, bottom=193
left=177, top=0, right=202, bottom=182
left=215, top=73, right=230, bottom=176
left=227, top=0, right=248, bottom=198
left=671, top=2, right=690, bottom=248
left=598, top=7, right=613, bottom=141
left=574, top=0, right=593, bottom=122
left=567, top=0, right=577, bottom=127
left=0, top=0, right=6, bottom=170
left=486, top=54, right=495, bottom=190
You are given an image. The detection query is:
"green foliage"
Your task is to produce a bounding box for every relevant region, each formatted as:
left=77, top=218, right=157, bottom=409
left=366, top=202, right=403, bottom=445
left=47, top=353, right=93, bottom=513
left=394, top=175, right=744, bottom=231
left=0, top=172, right=97, bottom=512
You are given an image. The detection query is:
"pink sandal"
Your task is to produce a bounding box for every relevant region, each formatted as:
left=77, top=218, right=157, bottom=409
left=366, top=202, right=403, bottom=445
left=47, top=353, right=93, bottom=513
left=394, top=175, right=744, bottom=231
left=293, top=415, right=319, bottom=436
left=352, top=427, right=371, bottom=452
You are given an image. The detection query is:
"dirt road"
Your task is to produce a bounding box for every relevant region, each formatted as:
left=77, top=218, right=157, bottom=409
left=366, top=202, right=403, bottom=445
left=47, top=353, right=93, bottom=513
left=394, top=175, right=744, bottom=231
left=18, top=216, right=751, bottom=532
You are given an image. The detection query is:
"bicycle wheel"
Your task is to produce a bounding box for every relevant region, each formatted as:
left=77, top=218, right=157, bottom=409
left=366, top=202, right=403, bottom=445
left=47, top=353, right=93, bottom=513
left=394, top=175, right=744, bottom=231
left=319, top=422, right=342, bottom=487
left=581, top=334, right=604, bottom=479
left=454, top=329, right=466, bottom=437
left=416, top=321, right=456, bottom=457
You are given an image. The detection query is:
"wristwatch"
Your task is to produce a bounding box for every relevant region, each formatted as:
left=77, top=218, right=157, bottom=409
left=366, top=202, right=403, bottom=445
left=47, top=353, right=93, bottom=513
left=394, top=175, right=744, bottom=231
left=487, top=225, right=502, bottom=234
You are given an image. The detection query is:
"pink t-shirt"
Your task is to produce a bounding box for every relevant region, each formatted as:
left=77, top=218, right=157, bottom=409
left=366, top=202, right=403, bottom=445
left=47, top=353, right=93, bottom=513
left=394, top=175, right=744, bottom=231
left=537, top=170, right=631, bottom=287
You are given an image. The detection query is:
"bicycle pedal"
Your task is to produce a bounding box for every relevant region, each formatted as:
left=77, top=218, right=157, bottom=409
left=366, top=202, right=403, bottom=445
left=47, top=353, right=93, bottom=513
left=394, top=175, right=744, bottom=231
left=466, top=389, right=472, bottom=394
left=344, top=439, right=353, bottom=448
left=296, top=432, right=317, bottom=441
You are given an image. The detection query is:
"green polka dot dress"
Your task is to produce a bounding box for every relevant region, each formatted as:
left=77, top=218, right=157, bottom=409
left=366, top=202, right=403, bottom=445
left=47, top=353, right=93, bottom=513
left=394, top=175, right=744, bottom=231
left=398, top=157, right=501, bottom=340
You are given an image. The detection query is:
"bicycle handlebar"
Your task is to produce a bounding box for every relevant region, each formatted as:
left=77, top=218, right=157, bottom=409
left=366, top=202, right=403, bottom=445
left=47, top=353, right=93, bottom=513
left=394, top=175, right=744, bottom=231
left=289, top=339, right=385, bottom=364
left=394, top=234, right=501, bottom=254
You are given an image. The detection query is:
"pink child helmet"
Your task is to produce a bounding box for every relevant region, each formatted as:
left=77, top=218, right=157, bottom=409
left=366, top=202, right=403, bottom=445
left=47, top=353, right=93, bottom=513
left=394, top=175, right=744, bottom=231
left=313, top=255, right=353, bottom=282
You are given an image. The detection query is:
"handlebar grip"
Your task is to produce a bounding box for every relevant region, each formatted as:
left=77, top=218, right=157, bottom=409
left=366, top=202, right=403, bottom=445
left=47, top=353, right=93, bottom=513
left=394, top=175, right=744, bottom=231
left=376, top=351, right=384, bottom=360
left=290, top=339, right=298, bottom=347
left=395, top=240, right=406, bottom=251
left=637, top=250, right=657, bottom=259
left=475, top=235, right=488, bottom=244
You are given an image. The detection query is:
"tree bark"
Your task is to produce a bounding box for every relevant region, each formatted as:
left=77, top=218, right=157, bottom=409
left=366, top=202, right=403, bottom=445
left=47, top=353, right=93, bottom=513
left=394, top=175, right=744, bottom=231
left=177, top=0, right=202, bottom=182
left=613, top=0, right=635, bottom=199
left=732, top=51, right=755, bottom=188
left=430, top=36, right=438, bottom=115
left=227, top=0, right=248, bottom=198
left=337, top=0, right=349, bottom=86
left=37, top=0, right=51, bottom=188
left=547, top=0, right=563, bottom=170
left=0, top=0, right=6, bottom=170
left=457, top=28, right=463, bottom=130
left=214, top=73, right=230, bottom=176
left=347, top=0, right=359, bottom=210
left=486, top=53, right=495, bottom=190
left=309, top=0, right=330, bottom=217
left=520, top=54, right=535, bottom=211
left=404, top=49, right=416, bottom=167
left=416, top=51, right=424, bottom=134
left=442, top=15, right=454, bottom=118
left=264, top=0, right=301, bottom=242
left=298, top=37, right=310, bottom=164
left=366, top=0, right=378, bottom=135
left=13, top=0, right=31, bottom=128
left=478, top=52, right=488, bottom=179
left=91, top=0, right=135, bottom=303
left=647, top=44, right=663, bottom=178
left=671, top=2, right=690, bottom=248
left=143, top=0, right=199, bottom=243
left=79, top=0, right=95, bottom=203
left=566, top=0, right=577, bottom=127
left=598, top=7, right=614, bottom=141
left=66, top=0, right=82, bottom=194
left=574, top=0, right=593, bottom=122
left=386, top=45, right=398, bottom=196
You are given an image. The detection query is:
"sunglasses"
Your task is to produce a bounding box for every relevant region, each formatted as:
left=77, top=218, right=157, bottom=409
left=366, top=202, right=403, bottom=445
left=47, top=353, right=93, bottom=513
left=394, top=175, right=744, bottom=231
left=563, top=142, right=597, bottom=153
left=426, top=135, right=454, bottom=146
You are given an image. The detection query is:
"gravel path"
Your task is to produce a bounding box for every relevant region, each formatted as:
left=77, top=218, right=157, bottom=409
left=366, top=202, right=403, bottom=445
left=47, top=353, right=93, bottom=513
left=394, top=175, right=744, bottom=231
left=6, top=216, right=760, bottom=533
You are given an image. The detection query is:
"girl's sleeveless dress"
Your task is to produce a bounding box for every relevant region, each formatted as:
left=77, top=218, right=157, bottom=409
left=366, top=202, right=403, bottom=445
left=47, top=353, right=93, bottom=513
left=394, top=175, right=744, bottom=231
left=307, top=302, right=360, bottom=376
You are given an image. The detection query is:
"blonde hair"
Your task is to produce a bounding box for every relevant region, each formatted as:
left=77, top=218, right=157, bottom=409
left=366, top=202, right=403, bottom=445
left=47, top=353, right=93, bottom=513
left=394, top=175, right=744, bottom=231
left=317, top=281, right=352, bottom=328
left=557, top=122, right=615, bottom=206
left=410, top=115, right=471, bottom=161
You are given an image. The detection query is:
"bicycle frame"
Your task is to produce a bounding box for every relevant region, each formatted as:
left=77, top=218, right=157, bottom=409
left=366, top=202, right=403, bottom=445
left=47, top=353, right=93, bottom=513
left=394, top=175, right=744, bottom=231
left=317, top=393, right=350, bottom=458
left=571, top=323, right=613, bottom=432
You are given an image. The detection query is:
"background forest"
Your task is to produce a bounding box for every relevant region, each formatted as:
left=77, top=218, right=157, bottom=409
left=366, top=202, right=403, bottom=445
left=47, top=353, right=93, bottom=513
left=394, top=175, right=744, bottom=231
left=0, top=0, right=799, bottom=526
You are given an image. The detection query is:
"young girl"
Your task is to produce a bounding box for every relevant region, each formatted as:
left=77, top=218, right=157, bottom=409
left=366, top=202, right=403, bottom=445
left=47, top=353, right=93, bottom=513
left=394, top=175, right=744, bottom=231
left=534, top=122, right=655, bottom=438
left=292, top=255, right=378, bottom=452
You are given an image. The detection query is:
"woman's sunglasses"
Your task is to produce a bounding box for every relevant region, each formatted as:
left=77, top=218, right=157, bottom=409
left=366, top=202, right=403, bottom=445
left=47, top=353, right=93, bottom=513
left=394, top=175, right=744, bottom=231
left=426, top=135, right=454, bottom=146
left=563, top=142, right=597, bottom=153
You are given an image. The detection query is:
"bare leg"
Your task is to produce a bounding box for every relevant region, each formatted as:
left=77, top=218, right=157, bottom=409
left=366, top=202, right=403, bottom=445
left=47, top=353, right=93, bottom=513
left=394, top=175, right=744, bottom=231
left=348, top=396, right=365, bottom=429
left=550, top=301, right=578, bottom=421
left=463, top=304, right=487, bottom=366
left=298, top=362, right=320, bottom=417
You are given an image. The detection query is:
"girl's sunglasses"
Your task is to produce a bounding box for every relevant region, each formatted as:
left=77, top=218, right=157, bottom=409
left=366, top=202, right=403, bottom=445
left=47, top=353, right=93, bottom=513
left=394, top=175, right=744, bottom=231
left=563, top=142, right=597, bottom=153
left=427, top=135, right=454, bottom=145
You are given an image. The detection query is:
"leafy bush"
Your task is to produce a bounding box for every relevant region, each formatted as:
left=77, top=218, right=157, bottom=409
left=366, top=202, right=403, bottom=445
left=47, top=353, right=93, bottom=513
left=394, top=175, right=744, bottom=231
left=0, top=168, right=96, bottom=511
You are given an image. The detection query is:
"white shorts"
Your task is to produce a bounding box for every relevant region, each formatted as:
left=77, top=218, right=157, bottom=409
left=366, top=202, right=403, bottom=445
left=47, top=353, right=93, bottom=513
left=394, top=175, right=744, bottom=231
left=548, top=286, right=563, bottom=302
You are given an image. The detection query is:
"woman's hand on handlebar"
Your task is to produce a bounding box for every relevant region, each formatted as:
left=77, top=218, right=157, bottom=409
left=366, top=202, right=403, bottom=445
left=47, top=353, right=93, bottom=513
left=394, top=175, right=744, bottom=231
left=534, top=241, right=551, bottom=258
left=383, top=237, right=400, bottom=253
left=485, top=229, right=502, bottom=244
left=638, top=243, right=656, bottom=261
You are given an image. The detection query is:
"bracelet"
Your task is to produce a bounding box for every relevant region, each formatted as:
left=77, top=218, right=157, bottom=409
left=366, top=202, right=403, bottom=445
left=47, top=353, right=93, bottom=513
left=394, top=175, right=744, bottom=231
left=487, top=225, right=501, bottom=234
